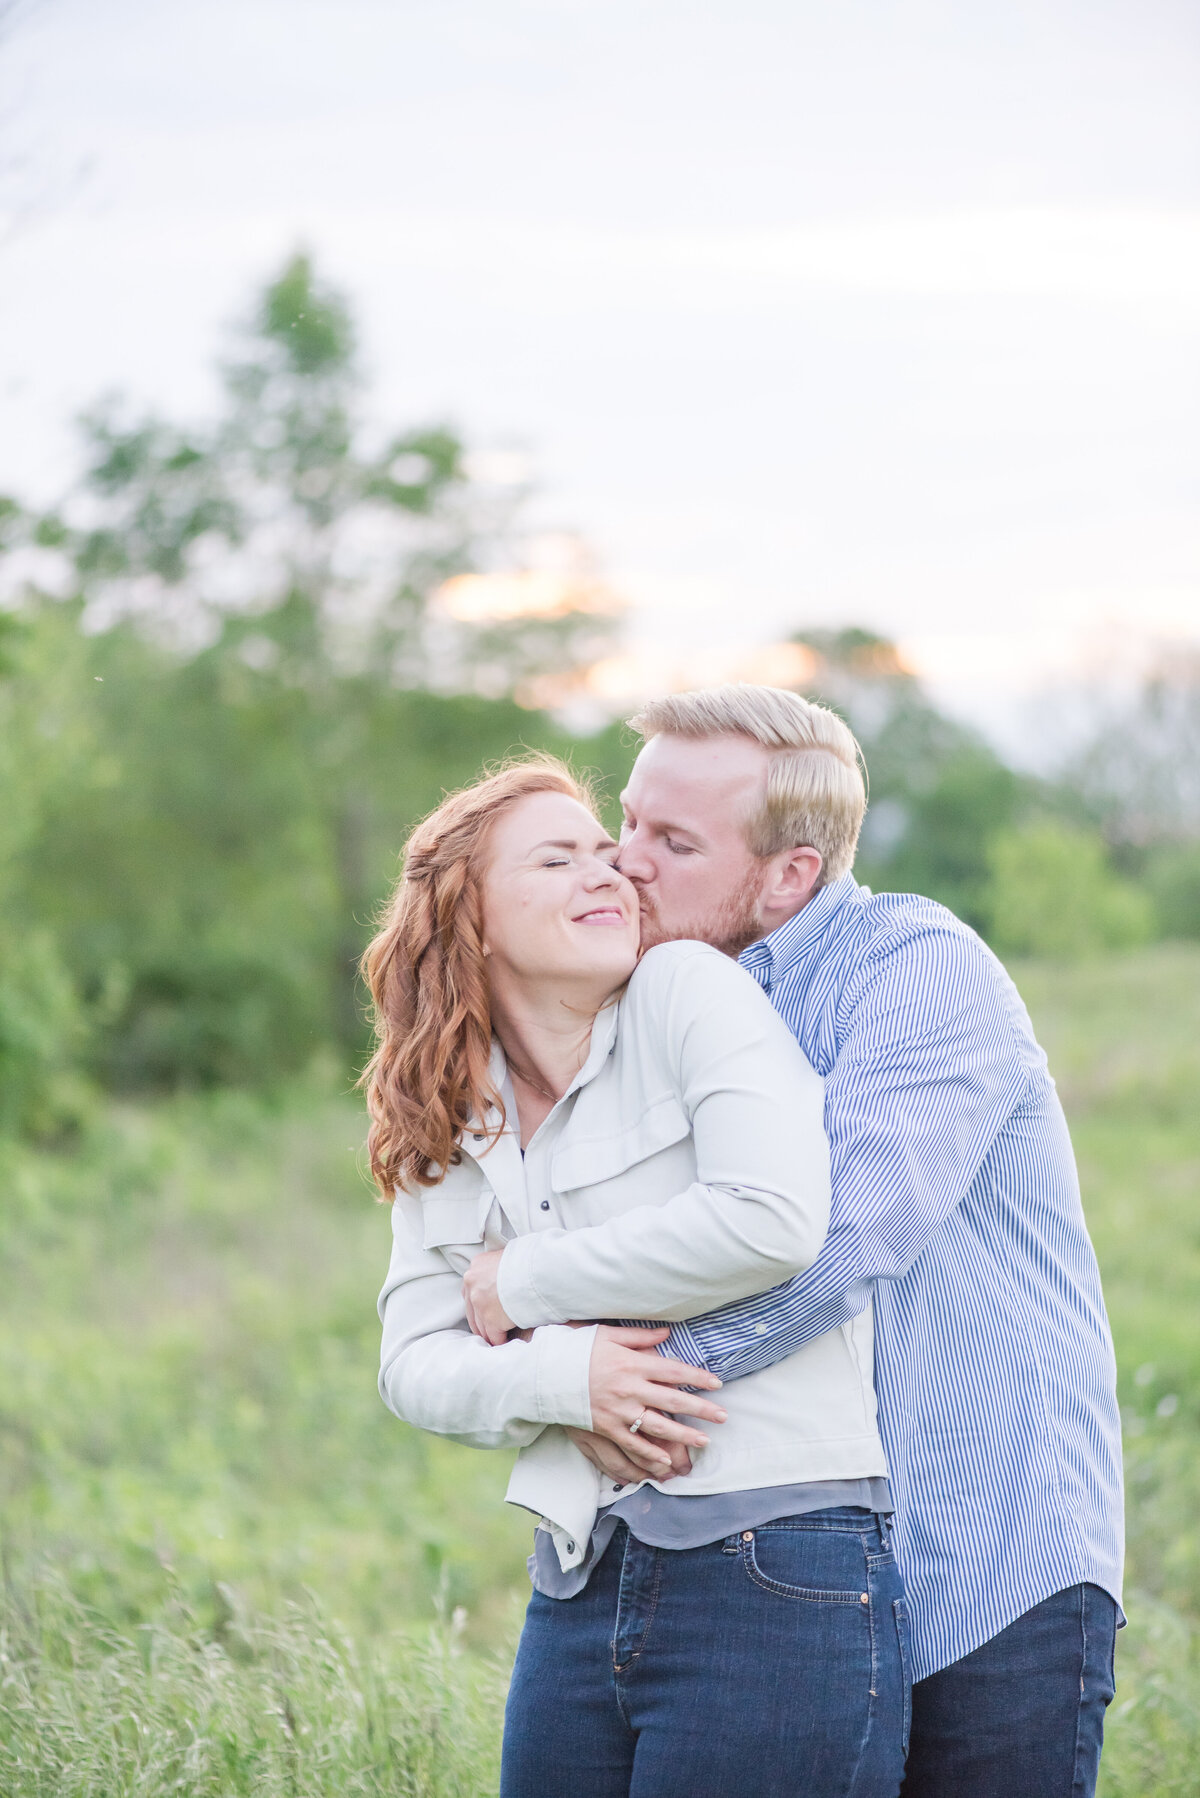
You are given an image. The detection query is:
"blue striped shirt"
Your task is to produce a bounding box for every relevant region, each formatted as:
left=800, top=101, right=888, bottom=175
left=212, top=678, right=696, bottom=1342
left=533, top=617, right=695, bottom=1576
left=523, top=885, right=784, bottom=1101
left=665, top=873, right=1124, bottom=1683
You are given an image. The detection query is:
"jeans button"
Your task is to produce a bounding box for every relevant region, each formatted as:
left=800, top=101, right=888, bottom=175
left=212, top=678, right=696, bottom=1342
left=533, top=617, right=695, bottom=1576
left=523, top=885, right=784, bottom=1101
left=860, top=1593, right=869, bottom=1603
left=742, top=1531, right=754, bottom=1542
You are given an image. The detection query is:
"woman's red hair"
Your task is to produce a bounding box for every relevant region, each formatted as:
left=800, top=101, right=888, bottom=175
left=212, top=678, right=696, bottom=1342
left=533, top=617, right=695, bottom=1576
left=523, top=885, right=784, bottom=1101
left=359, top=755, right=595, bottom=1195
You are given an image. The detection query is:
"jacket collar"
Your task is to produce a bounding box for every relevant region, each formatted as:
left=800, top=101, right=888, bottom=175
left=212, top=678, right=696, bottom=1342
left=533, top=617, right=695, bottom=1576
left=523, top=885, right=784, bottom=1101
left=461, top=998, right=622, bottom=1234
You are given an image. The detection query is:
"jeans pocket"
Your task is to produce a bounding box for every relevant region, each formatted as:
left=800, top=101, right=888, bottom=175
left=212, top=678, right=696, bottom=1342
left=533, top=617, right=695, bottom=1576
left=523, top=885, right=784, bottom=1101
left=892, top=1596, right=913, bottom=1756
left=740, top=1529, right=869, bottom=1604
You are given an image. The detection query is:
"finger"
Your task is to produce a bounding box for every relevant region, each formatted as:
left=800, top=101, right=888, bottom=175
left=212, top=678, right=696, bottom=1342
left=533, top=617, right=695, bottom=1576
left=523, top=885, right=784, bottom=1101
left=621, top=1438, right=676, bottom=1473
left=463, top=1289, right=482, bottom=1338
left=635, top=1385, right=727, bottom=1423
left=632, top=1410, right=710, bottom=1450
left=602, top=1452, right=652, bottom=1484
left=636, top=1356, right=722, bottom=1390
left=603, top=1424, right=674, bottom=1472
left=572, top=1434, right=651, bottom=1485
left=601, top=1326, right=671, bottom=1347
left=483, top=1309, right=510, bottom=1348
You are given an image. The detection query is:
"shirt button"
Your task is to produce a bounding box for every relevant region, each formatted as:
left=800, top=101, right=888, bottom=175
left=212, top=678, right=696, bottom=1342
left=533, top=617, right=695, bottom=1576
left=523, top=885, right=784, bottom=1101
left=566, top=1541, right=575, bottom=1554
left=754, top=1323, right=769, bottom=1336
left=540, top=1200, right=550, bottom=1211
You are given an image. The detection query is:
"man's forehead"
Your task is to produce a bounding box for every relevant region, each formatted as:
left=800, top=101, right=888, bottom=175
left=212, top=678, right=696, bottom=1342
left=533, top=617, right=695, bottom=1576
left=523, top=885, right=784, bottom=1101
left=623, top=732, right=767, bottom=818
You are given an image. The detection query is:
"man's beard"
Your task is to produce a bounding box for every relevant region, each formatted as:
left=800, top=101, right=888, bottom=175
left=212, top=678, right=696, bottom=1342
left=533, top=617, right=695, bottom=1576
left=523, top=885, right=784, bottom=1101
left=636, top=882, right=765, bottom=960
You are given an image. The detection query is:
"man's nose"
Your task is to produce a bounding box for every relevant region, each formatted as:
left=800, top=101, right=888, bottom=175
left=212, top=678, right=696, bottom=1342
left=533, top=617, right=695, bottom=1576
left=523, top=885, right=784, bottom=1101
left=615, top=829, right=654, bottom=883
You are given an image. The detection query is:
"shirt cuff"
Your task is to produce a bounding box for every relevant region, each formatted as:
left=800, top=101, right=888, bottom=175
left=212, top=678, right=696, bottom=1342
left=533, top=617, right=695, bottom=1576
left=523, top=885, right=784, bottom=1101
left=497, top=1230, right=572, bottom=1328
left=531, top=1322, right=595, bottom=1430
left=660, top=1318, right=710, bottom=1371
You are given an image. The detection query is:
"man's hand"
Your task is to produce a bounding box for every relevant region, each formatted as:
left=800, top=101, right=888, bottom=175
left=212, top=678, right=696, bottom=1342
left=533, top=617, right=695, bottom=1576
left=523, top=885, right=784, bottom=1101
left=462, top=1249, right=514, bottom=1345
left=579, top=1324, right=726, bottom=1478
left=566, top=1426, right=694, bottom=1485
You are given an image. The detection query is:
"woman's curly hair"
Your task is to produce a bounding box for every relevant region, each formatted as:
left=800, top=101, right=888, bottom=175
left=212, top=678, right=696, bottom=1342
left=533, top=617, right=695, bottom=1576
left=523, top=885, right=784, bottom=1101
left=359, top=754, right=595, bottom=1195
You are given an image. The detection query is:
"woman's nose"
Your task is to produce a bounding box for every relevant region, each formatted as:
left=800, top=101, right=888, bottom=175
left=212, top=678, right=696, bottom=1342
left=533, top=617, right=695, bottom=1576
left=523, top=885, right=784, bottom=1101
left=584, top=858, right=621, bottom=888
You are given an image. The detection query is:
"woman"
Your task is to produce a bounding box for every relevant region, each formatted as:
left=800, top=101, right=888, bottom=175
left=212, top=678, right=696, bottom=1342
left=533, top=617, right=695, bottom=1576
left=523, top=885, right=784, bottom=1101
left=366, top=757, right=907, bottom=1798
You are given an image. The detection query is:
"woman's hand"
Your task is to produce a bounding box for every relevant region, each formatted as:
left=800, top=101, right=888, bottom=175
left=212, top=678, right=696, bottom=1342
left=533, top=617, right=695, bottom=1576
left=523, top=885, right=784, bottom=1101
left=462, top=1249, right=515, bottom=1344
left=580, top=1325, right=726, bottom=1477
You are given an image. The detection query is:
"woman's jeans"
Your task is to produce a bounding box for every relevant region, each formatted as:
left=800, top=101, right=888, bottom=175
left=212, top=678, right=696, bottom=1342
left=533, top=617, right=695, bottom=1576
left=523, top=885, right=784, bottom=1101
left=501, top=1506, right=910, bottom=1798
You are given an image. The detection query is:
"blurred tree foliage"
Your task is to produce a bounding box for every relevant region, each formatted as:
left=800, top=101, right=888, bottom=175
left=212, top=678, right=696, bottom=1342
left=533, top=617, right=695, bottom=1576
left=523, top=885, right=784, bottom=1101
left=0, top=256, right=625, bottom=1120
left=2, top=260, right=1197, bottom=1136
left=980, top=826, right=1154, bottom=960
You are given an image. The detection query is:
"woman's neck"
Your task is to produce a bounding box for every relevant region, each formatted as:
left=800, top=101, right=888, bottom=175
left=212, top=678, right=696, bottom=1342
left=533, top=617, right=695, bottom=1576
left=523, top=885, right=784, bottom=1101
left=488, top=974, right=611, bottom=1142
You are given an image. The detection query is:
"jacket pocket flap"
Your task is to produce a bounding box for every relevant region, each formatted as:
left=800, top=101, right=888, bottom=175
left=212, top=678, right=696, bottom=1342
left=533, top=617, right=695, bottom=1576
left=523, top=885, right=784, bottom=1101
left=421, top=1193, right=489, bottom=1249
left=550, top=1096, right=690, bottom=1193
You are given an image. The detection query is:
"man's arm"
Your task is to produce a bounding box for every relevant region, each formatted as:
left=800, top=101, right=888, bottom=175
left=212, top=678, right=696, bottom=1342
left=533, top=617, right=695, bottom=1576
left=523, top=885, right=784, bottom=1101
left=493, top=945, right=830, bottom=1329
left=664, top=922, right=1035, bottom=1382
left=380, top=1188, right=725, bottom=1468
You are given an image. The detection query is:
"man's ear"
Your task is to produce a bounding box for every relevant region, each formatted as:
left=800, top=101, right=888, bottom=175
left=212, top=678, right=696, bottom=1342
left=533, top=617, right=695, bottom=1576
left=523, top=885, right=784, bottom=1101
left=761, top=846, right=823, bottom=918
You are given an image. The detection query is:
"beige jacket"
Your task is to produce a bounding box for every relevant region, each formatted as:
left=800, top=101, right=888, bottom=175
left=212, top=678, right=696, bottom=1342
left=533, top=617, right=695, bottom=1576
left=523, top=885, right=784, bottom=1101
left=378, top=940, right=887, bottom=1569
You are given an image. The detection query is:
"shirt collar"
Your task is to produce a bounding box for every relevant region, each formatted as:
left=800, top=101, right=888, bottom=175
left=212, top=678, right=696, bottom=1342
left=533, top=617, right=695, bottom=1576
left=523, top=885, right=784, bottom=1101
left=739, top=871, right=861, bottom=994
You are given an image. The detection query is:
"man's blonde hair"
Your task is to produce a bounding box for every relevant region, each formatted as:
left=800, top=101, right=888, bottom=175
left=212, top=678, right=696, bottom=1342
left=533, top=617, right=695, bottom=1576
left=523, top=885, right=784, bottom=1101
left=628, top=684, right=866, bottom=884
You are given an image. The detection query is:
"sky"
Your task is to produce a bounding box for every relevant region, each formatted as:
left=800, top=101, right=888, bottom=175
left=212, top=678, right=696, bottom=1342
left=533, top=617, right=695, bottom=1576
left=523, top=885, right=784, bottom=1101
left=2, top=0, right=1198, bottom=755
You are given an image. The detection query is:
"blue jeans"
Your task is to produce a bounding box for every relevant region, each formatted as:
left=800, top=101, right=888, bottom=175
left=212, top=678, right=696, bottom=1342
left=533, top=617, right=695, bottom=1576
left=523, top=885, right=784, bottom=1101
left=501, top=1507, right=909, bottom=1798
left=900, top=1583, right=1119, bottom=1797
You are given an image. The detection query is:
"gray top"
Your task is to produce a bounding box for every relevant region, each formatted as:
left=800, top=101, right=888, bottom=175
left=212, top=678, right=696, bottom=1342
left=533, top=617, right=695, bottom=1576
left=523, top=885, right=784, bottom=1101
left=529, top=1475, right=893, bottom=1599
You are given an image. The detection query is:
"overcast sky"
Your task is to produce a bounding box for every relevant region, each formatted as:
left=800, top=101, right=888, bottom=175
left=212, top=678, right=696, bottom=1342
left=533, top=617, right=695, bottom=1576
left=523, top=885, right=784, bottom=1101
left=2, top=0, right=1198, bottom=751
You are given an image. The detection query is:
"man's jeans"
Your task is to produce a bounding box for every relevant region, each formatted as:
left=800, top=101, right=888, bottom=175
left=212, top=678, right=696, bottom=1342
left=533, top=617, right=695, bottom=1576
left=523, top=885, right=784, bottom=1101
left=901, top=1582, right=1119, bottom=1798
left=501, top=1506, right=909, bottom=1798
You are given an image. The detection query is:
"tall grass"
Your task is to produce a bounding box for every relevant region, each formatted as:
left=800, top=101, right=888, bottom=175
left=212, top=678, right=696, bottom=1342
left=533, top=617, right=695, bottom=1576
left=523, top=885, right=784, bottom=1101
left=0, top=1565, right=508, bottom=1796
left=1, top=946, right=1198, bottom=1793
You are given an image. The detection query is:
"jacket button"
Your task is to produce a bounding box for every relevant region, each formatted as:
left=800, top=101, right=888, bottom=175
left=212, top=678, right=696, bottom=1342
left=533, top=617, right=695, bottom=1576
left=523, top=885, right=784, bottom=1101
left=540, top=1200, right=550, bottom=1211
left=566, top=1541, right=575, bottom=1554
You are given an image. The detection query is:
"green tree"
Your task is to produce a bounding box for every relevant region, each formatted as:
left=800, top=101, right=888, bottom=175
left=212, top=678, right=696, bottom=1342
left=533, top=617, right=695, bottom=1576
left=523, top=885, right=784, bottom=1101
left=1, top=256, right=622, bottom=1095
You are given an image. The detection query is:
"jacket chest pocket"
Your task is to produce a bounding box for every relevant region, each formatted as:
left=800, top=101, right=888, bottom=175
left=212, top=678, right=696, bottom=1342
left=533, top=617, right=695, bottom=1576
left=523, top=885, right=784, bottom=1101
left=420, top=1192, right=507, bottom=1271
left=550, top=1095, right=692, bottom=1195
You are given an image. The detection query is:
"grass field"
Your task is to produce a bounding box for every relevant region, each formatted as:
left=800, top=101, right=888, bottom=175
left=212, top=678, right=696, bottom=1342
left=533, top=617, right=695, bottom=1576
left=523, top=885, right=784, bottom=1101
left=1, top=946, right=1198, bottom=1794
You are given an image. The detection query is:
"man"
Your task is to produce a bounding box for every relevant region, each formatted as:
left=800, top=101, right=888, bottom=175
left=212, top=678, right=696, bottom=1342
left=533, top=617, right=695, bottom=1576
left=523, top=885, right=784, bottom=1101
left=576, top=684, right=1123, bottom=1796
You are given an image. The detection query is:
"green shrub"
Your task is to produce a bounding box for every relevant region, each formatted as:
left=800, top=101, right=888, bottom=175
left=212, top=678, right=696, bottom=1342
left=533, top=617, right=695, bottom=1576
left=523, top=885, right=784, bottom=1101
left=0, top=929, right=91, bottom=1139
left=982, top=825, right=1154, bottom=959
